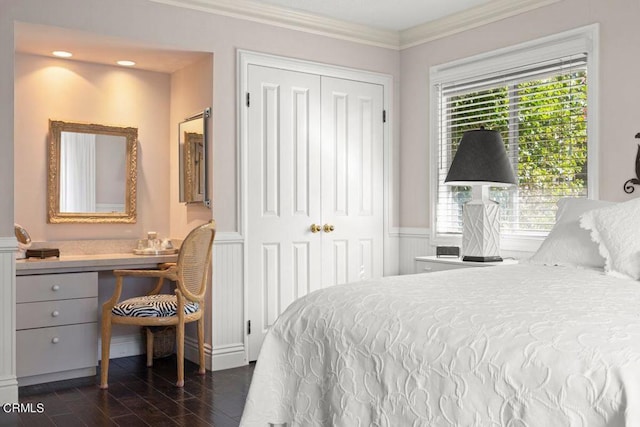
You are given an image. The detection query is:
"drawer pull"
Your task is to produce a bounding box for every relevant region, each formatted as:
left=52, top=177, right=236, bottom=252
left=51, top=337, right=60, bottom=344
left=423, top=267, right=432, bottom=271
left=52, top=285, right=60, bottom=291
left=51, top=310, right=60, bottom=317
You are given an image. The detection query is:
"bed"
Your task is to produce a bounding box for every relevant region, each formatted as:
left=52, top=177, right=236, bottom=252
left=240, top=197, right=640, bottom=426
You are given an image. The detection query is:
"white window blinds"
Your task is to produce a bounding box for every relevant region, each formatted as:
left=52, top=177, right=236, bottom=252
left=435, top=53, right=589, bottom=237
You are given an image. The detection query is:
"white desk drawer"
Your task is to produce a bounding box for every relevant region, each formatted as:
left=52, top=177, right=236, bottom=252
left=16, top=323, right=97, bottom=378
left=17, top=272, right=98, bottom=303
left=16, top=298, right=98, bottom=330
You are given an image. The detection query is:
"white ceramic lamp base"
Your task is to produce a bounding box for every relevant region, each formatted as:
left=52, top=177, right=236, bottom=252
left=462, top=199, right=502, bottom=262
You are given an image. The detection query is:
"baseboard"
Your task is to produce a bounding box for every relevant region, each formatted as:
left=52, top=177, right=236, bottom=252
left=184, top=336, right=246, bottom=371
left=211, top=343, right=247, bottom=371
left=17, top=367, right=96, bottom=387
left=97, top=333, right=246, bottom=372
left=98, top=333, right=145, bottom=360
left=0, top=375, right=18, bottom=403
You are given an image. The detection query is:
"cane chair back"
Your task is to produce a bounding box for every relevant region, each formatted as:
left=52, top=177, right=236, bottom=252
left=176, top=222, right=216, bottom=301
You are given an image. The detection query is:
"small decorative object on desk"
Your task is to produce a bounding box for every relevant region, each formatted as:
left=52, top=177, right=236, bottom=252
left=133, top=231, right=178, bottom=255
left=436, top=246, right=460, bottom=258
left=14, top=223, right=32, bottom=259
left=25, top=248, right=60, bottom=259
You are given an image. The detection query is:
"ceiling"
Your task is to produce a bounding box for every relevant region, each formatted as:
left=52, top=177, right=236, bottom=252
left=249, top=0, right=493, bottom=31
left=14, top=22, right=210, bottom=74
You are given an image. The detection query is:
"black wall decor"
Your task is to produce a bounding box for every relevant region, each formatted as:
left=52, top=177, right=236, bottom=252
left=623, top=133, right=640, bottom=194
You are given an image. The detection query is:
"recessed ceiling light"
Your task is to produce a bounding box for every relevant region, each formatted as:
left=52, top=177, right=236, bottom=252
left=52, top=51, right=72, bottom=58
left=117, top=60, right=136, bottom=67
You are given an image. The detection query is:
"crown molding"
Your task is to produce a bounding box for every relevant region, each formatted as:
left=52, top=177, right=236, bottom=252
left=149, top=0, right=561, bottom=50
left=400, top=0, right=563, bottom=49
left=149, top=0, right=400, bottom=49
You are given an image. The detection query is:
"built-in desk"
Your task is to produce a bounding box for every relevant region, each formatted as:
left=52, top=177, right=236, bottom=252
left=15, top=253, right=178, bottom=386
left=16, top=253, right=178, bottom=275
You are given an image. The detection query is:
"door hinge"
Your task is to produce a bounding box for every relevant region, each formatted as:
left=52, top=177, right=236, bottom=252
left=382, top=110, right=387, bottom=123
left=247, top=320, right=251, bottom=335
left=246, top=92, right=250, bottom=107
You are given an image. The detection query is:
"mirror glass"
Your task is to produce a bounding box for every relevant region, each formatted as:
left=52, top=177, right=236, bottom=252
left=179, top=108, right=210, bottom=207
left=48, top=120, right=137, bottom=223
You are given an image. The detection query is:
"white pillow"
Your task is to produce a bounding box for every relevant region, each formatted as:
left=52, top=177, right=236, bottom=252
left=580, top=197, right=640, bottom=279
left=527, top=198, right=614, bottom=269
left=554, top=197, right=614, bottom=224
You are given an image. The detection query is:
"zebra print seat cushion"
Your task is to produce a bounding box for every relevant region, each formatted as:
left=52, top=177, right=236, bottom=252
left=112, top=294, right=200, bottom=317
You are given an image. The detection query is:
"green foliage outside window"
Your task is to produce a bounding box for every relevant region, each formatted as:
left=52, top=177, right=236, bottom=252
left=446, top=71, right=588, bottom=234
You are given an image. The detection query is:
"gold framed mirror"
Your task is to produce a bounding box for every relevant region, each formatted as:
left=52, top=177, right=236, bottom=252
left=48, top=120, right=138, bottom=223
left=179, top=108, right=211, bottom=207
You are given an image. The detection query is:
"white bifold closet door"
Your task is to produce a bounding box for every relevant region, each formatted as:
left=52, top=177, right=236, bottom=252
left=320, top=76, right=384, bottom=288
left=246, top=65, right=384, bottom=361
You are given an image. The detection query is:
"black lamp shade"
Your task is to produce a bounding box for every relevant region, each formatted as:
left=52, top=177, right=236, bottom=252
left=444, top=129, right=517, bottom=186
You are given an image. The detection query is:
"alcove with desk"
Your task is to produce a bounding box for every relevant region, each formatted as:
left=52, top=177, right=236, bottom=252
left=10, top=34, right=222, bottom=388
left=16, top=250, right=178, bottom=386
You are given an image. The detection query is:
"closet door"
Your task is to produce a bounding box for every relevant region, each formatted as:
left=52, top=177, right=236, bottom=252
left=246, top=65, right=322, bottom=361
left=320, top=77, right=384, bottom=286
left=246, top=67, right=385, bottom=361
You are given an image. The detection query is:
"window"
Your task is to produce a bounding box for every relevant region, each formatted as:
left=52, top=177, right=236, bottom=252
left=430, top=25, right=598, bottom=243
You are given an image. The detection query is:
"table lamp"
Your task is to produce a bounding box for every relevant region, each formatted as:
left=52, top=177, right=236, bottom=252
left=444, top=128, right=516, bottom=262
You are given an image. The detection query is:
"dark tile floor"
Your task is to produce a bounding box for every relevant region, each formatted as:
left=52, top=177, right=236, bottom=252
left=0, top=355, right=255, bottom=427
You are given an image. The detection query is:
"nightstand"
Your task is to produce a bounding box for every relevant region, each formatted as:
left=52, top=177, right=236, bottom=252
left=414, top=255, right=518, bottom=274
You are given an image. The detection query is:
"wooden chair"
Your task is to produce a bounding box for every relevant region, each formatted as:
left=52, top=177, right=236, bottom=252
left=100, top=220, right=216, bottom=389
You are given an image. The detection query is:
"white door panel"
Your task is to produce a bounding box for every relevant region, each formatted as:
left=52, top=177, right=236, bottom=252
left=321, top=77, right=384, bottom=287
left=247, top=65, right=322, bottom=361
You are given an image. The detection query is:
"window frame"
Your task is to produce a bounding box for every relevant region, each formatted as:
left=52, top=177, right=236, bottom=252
left=429, top=24, right=599, bottom=252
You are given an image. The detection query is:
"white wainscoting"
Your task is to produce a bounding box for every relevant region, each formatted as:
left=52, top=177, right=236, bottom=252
left=0, top=237, right=17, bottom=403
left=184, top=232, right=247, bottom=371
left=398, top=228, right=431, bottom=275
left=206, top=236, right=245, bottom=370
left=179, top=234, right=245, bottom=371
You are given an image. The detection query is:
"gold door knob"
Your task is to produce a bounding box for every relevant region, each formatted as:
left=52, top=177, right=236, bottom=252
left=310, top=224, right=322, bottom=233
left=323, top=224, right=335, bottom=233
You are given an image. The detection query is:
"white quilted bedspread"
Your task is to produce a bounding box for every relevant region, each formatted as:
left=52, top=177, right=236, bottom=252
left=240, top=265, right=640, bottom=426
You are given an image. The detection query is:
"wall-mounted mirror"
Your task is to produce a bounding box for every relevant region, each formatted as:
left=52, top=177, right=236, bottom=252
left=48, top=120, right=137, bottom=223
left=179, top=108, right=211, bottom=207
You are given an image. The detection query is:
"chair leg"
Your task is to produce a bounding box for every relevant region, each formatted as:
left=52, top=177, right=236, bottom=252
left=100, top=314, right=112, bottom=389
left=176, top=320, right=185, bottom=387
left=197, top=316, right=206, bottom=375
left=146, top=328, right=154, bottom=367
